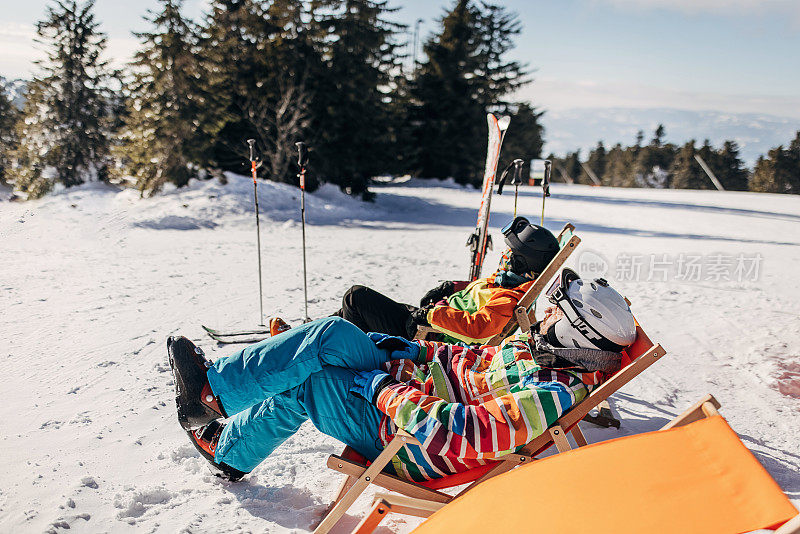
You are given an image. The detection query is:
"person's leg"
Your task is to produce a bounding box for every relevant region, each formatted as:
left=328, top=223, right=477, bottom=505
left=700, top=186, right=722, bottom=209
left=338, top=285, right=415, bottom=338
left=207, top=316, right=393, bottom=415
left=213, top=366, right=386, bottom=473
left=302, top=366, right=386, bottom=462
left=213, top=388, right=308, bottom=473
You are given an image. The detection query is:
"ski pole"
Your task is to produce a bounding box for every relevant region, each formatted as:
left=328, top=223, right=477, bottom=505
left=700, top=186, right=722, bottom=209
left=496, top=158, right=524, bottom=216
left=247, top=139, right=265, bottom=326
left=511, top=159, right=524, bottom=218
left=295, top=142, right=311, bottom=323
left=541, top=160, right=552, bottom=226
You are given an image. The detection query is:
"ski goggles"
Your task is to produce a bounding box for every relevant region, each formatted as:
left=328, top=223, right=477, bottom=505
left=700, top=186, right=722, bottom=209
left=546, top=269, right=624, bottom=353
left=501, top=216, right=530, bottom=238
left=501, top=216, right=537, bottom=274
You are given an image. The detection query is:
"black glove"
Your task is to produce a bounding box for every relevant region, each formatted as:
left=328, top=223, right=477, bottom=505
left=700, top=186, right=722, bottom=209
left=405, top=306, right=432, bottom=338
left=419, top=281, right=455, bottom=307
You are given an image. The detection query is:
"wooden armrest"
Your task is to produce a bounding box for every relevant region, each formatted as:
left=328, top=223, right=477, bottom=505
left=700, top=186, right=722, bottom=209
left=372, top=492, right=447, bottom=517
left=660, top=394, right=721, bottom=431
left=327, top=455, right=451, bottom=503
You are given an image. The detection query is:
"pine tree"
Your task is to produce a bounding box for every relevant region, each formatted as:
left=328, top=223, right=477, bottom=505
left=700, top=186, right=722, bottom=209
left=199, top=0, right=326, bottom=185
left=314, top=0, right=405, bottom=198
left=634, top=130, right=644, bottom=155
left=600, top=143, right=622, bottom=185
left=120, top=0, right=225, bottom=196
left=715, top=140, right=748, bottom=191
left=562, top=150, right=583, bottom=184
left=751, top=150, right=783, bottom=193
left=12, top=0, right=114, bottom=198
left=604, top=143, right=635, bottom=187
left=0, top=77, right=19, bottom=185
left=386, top=70, right=417, bottom=177
left=199, top=0, right=276, bottom=172
left=411, top=0, right=484, bottom=183
left=473, top=2, right=528, bottom=112
left=788, top=131, right=800, bottom=193
left=633, top=124, right=674, bottom=187
left=669, top=140, right=709, bottom=190
left=410, top=0, right=529, bottom=185
left=652, top=124, right=665, bottom=147
left=585, top=141, right=607, bottom=184
left=498, top=102, right=543, bottom=174
left=750, top=132, right=800, bottom=194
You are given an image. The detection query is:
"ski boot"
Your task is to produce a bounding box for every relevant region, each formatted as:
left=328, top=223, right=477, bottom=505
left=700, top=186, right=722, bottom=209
left=186, top=419, right=246, bottom=482
left=269, top=317, right=291, bottom=337
left=167, top=336, right=227, bottom=430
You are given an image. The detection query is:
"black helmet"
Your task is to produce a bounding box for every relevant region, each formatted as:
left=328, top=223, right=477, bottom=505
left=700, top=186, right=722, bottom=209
left=502, top=217, right=560, bottom=275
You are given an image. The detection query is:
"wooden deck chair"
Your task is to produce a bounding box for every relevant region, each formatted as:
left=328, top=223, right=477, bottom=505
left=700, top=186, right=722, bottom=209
left=414, top=222, right=580, bottom=343
left=412, top=223, right=622, bottom=428
left=354, top=395, right=799, bottom=534
left=314, top=314, right=667, bottom=534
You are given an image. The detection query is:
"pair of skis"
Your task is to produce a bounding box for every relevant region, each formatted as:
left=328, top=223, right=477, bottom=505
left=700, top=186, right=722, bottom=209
left=466, top=114, right=511, bottom=281
left=201, top=140, right=271, bottom=345
left=201, top=140, right=272, bottom=345
left=201, top=325, right=270, bottom=344
left=203, top=141, right=311, bottom=344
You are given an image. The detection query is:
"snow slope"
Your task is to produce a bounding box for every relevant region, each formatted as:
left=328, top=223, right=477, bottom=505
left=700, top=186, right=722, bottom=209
left=1, top=175, right=799, bottom=533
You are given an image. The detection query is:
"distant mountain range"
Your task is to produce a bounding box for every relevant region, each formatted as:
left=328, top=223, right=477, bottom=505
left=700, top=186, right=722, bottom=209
left=3, top=78, right=27, bottom=110
left=541, top=107, right=800, bottom=167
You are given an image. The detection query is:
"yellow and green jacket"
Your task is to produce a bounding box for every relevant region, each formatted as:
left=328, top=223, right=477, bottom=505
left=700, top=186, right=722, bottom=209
left=426, top=249, right=534, bottom=345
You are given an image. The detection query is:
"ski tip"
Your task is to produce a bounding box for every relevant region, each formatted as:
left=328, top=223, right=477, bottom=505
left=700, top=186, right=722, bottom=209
left=498, top=115, right=511, bottom=131
left=211, top=335, right=270, bottom=345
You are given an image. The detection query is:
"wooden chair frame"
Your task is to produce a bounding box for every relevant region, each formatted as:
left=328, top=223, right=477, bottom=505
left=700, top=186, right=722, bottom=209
left=350, top=394, right=722, bottom=533
left=352, top=394, right=800, bottom=534
left=314, top=315, right=667, bottom=534
left=414, top=223, right=580, bottom=344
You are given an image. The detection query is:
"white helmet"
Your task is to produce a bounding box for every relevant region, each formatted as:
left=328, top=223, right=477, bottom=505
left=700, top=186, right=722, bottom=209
left=545, top=268, right=636, bottom=352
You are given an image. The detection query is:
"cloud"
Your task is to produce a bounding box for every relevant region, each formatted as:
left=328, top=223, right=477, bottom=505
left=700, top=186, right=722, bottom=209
left=0, top=22, right=40, bottom=78
left=517, top=78, right=800, bottom=120
left=104, top=36, right=141, bottom=67
left=0, top=22, right=36, bottom=40
left=0, top=21, right=140, bottom=79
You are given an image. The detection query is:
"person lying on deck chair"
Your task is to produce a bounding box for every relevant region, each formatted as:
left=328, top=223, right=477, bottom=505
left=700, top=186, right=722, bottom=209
left=168, top=269, right=636, bottom=482
left=269, top=216, right=562, bottom=345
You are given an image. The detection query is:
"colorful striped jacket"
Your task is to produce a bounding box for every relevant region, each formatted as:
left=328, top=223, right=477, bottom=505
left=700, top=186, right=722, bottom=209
left=374, top=334, right=605, bottom=482
left=426, top=249, right=535, bottom=345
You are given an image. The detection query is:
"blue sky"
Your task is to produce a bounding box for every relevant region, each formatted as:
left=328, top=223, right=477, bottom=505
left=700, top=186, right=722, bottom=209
left=2, top=0, right=799, bottom=120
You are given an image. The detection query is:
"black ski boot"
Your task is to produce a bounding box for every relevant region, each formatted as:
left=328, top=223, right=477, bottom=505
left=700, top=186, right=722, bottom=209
left=167, top=336, right=227, bottom=430
left=186, top=420, right=246, bottom=482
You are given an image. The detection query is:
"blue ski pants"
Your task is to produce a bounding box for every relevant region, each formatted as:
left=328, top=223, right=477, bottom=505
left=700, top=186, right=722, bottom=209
left=206, top=317, right=392, bottom=473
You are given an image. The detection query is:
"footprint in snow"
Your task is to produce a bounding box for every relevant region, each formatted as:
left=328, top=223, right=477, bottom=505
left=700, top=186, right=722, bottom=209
left=46, top=513, right=91, bottom=533
left=81, top=476, right=99, bottom=489
left=114, top=488, right=175, bottom=522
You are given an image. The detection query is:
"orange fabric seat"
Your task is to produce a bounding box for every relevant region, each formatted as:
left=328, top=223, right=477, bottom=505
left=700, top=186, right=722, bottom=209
left=413, top=415, right=798, bottom=534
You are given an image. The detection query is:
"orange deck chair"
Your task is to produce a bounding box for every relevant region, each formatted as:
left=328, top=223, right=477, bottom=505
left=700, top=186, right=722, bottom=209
left=356, top=395, right=799, bottom=534
left=314, top=311, right=667, bottom=534
left=414, top=224, right=618, bottom=428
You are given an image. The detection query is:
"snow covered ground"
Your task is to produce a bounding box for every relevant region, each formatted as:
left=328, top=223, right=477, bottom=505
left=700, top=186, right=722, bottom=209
left=1, top=175, right=799, bottom=533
